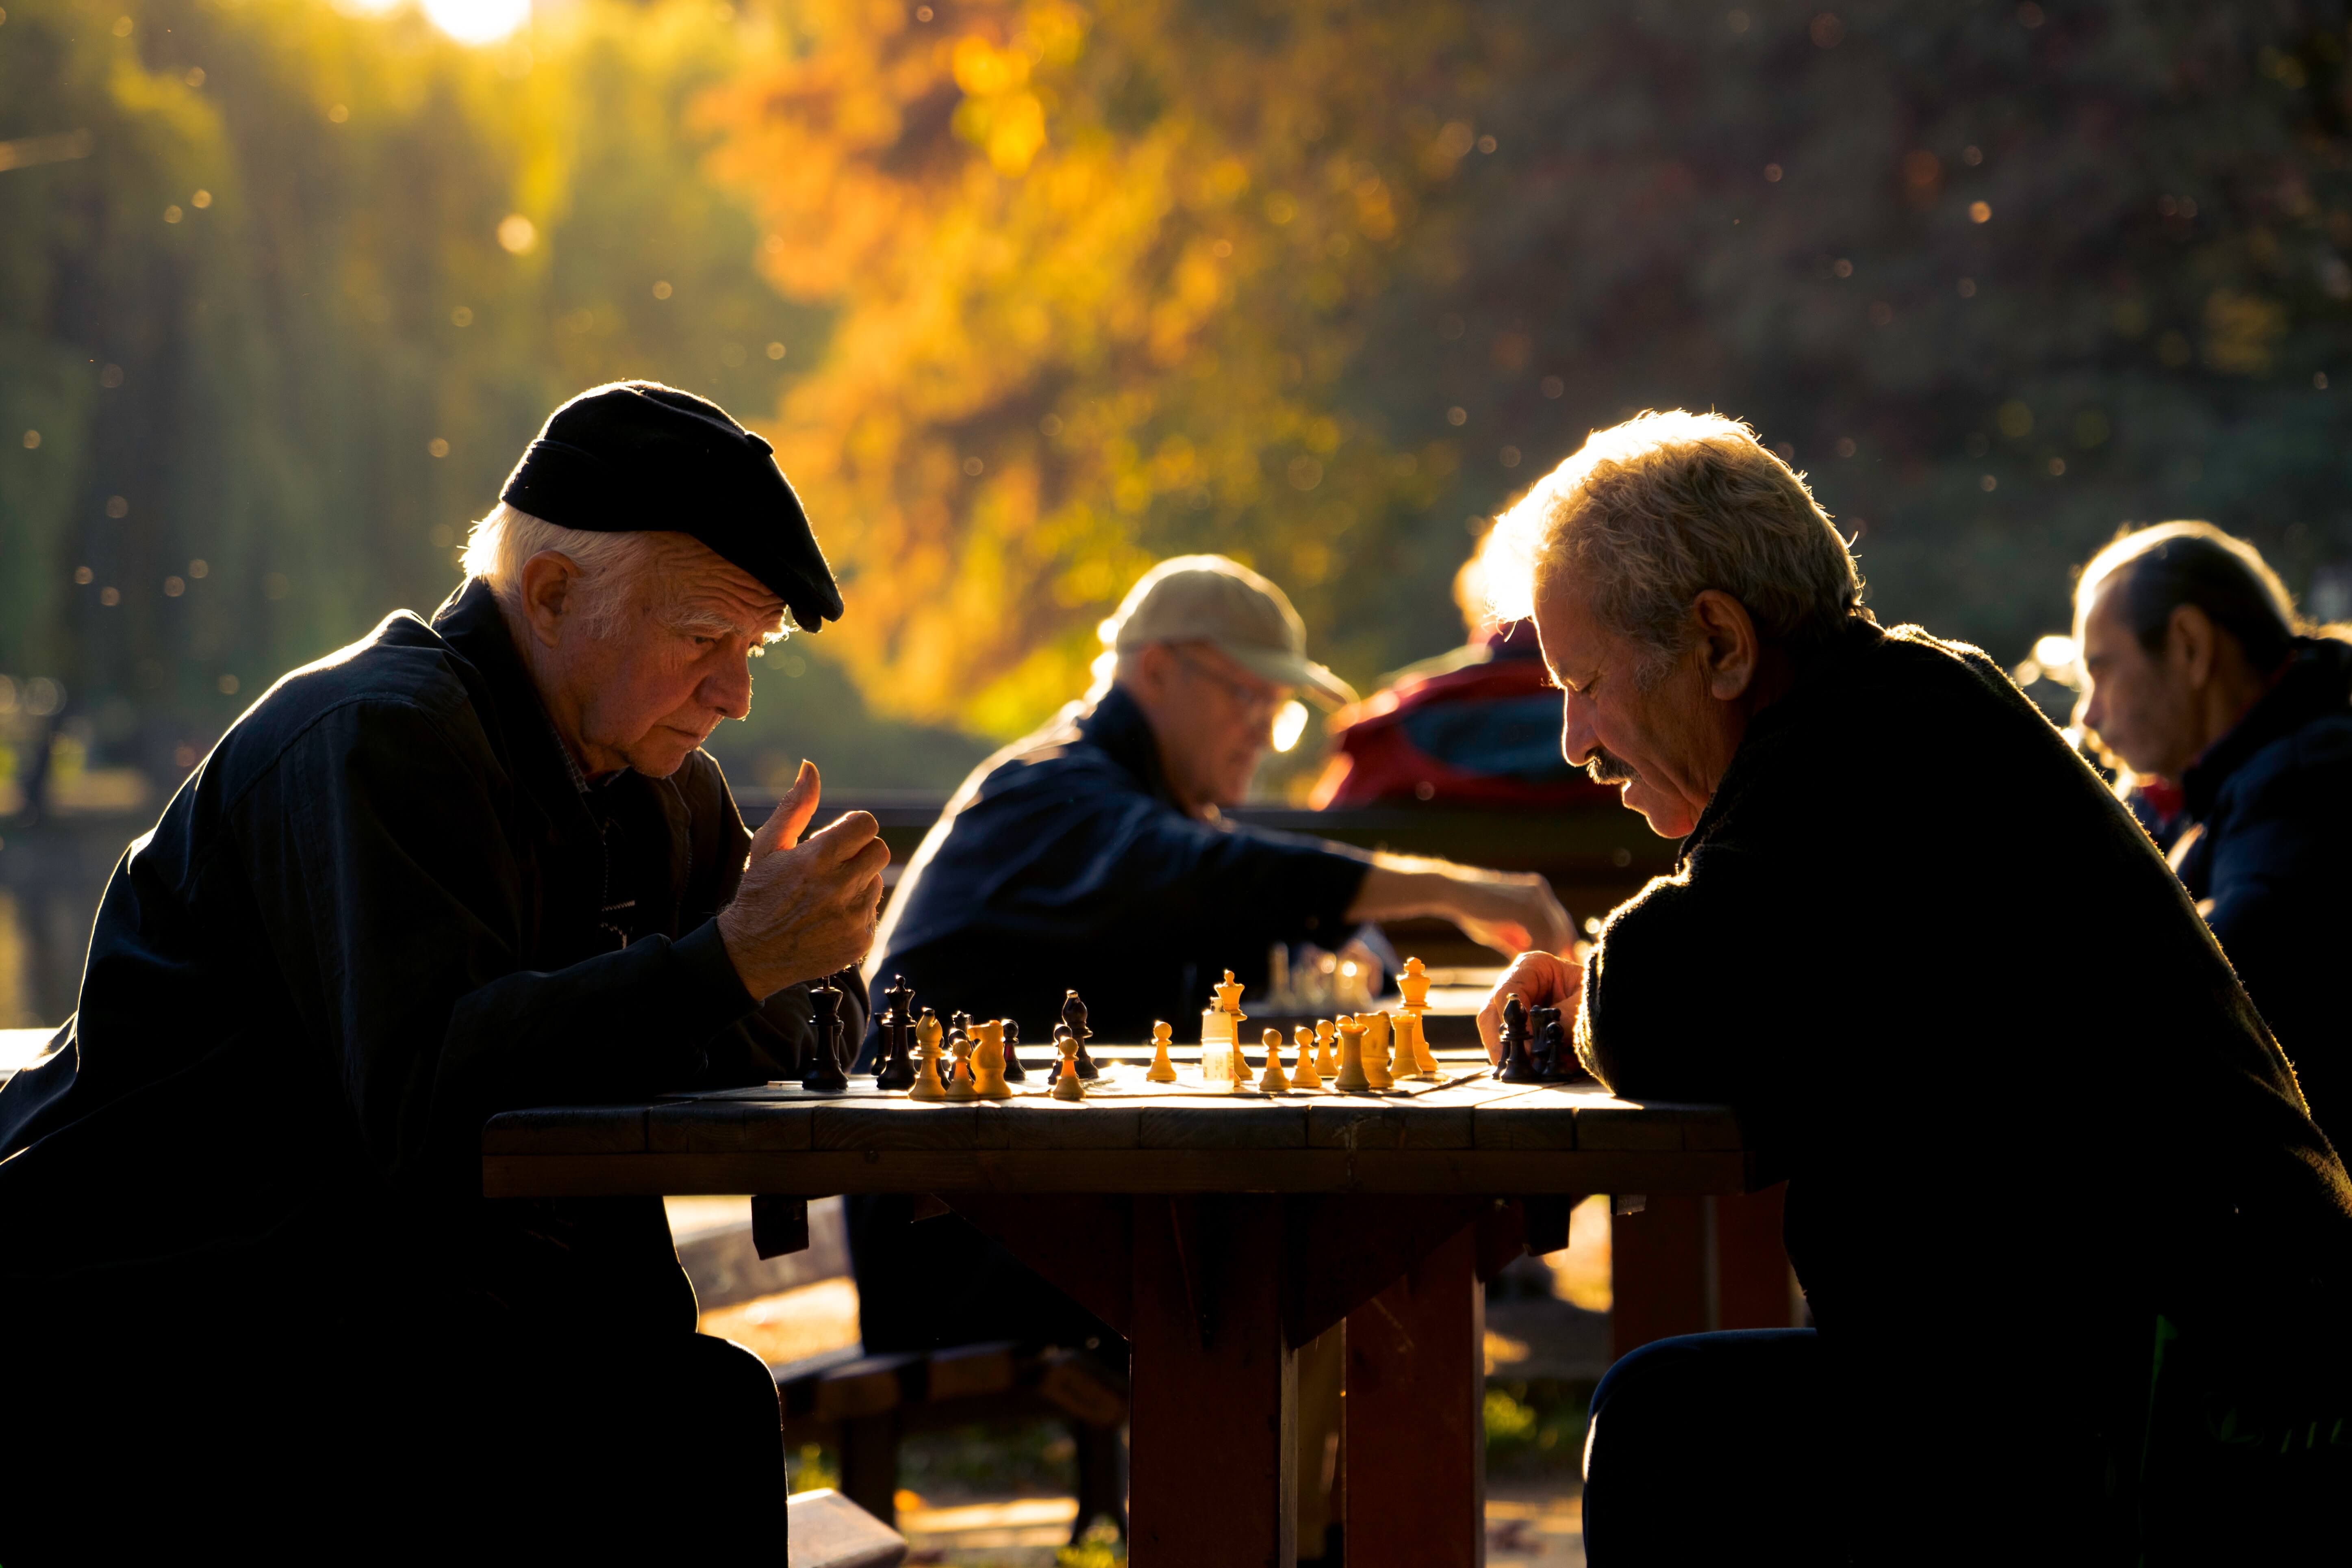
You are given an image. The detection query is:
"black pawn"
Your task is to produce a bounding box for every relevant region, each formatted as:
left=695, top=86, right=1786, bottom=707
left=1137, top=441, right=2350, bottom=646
left=1495, top=993, right=1540, bottom=1084
left=875, top=975, right=917, bottom=1091
left=1061, top=990, right=1099, bottom=1079
left=1000, top=1020, right=1027, bottom=1082
left=803, top=982, right=849, bottom=1092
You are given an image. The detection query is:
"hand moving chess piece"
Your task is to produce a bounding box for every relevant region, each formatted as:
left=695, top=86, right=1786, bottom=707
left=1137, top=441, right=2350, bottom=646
left=1000, top=1019, right=1027, bottom=1082
left=802, top=980, right=850, bottom=1092
left=1315, top=1019, right=1338, bottom=1080
left=945, top=1025, right=978, bottom=1101
left=1361, top=1010, right=1395, bottom=1091
left=1290, top=1024, right=1323, bottom=1090
left=1496, top=993, right=1541, bottom=1082
left=1397, top=955, right=1432, bottom=1012
left=909, top=1008, right=947, bottom=1101
left=971, top=1018, right=1014, bottom=1099
left=1257, top=1027, right=1291, bottom=1094
left=1145, top=1020, right=1179, bottom=1084
left=1333, top=1015, right=1372, bottom=1092
left=1061, top=990, right=1099, bottom=1079
left=1051, top=1026, right=1087, bottom=1101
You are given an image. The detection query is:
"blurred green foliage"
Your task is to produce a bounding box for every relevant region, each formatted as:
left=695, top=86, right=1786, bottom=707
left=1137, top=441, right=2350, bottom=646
left=0, top=0, right=979, bottom=791
left=1484, top=1378, right=1589, bottom=1472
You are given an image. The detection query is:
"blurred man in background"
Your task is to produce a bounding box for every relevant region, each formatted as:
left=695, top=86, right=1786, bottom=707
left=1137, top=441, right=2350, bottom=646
left=1313, top=528, right=1616, bottom=810
left=852, top=554, right=1570, bottom=1563
left=1478, top=413, right=2350, bottom=1562
left=2073, top=521, right=2352, bottom=1146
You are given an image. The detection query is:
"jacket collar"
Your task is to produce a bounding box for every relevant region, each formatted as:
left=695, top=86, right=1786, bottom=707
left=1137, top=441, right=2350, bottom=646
left=1076, top=684, right=1188, bottom=813
left=2181, top=636, right=2352, bottom=819
left=430, top=578, right=603, bottom=838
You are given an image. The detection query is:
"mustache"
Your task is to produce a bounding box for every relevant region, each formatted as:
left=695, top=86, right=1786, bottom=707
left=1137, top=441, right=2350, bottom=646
left=1585, top=747, right=1639, bottom=786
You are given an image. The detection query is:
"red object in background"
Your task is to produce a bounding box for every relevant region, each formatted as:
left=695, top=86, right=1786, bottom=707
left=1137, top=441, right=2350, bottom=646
left=1312, top=623, right=1616, bottom=810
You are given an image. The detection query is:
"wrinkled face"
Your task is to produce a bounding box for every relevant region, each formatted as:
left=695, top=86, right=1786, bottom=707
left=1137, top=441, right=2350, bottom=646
left=541, top=536, right=787, bottom=778
left=1532, top=580, right=1726, bottom=838
left=2073, top=579, right=2198, bottom=781
left=1137, top=640, right=1291, bottom=810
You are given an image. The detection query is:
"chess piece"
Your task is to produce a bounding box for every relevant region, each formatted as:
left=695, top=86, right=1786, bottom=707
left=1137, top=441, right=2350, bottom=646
left=802, top=981, right=850, bottom=1092
left=1000, top=1019, right=1027, bottom=1082
left=1496, top=994, right=1540, bottom=1083
left=1394, top=1009, right=1438, bottom=1081
left=971, top=1019, right=1014, bottom=1099
left=875, top=975, right=917, bottom=1091
left=1397, top=955, right=1432, bottom=1012
left=1333, top=1015, right=1372, bottom=1092
left=1290, top=1024, right=1323, bottom=1090
left=1256, top=1027, right=1292, bottom=1093
left=1361, top=1010, right=1395, bottom=1091
left=1145, top=1020, right=1179, bottom=1084
left=1228, top=1027, right=1253, bottom=1091
left=1062, top=990, right=1100, bottom=1079
left=945, top=1026, right=978, bottom=1101
left=1212, top=969, right=1246, bottom=1016
left=1048, top=1024, right=1076, bottom=1085
left=909, top=1009, right=947, bottom=1100
left=1315, top=1019, right=1338, bottom=1079
left=1051, top=1026, right=1087, bottom=1100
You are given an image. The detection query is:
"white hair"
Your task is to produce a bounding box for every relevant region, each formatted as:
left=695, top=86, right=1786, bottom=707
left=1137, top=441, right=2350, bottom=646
left=458, top=503, right=789, bottom=645
left=1484, top=410, right=1865, bottom=683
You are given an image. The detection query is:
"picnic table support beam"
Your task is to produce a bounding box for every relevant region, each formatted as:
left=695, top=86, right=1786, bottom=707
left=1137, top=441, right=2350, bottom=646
left=1127, top=1195, right=1297, bottom=1566
left=1344, top=1220, right=1487, bottom=1568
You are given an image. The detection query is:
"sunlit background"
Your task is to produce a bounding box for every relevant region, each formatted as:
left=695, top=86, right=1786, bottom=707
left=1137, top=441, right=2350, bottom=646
left=5, top=0, right=2351, bottom=1029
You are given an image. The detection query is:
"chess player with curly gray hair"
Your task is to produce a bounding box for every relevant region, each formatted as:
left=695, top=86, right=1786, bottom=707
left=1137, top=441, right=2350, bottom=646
left=1475, top=411, right=2352, bottom=1561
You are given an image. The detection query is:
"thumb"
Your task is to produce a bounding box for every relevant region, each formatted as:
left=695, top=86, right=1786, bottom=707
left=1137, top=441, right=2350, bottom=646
left=750, top=760, right=822, bottom=858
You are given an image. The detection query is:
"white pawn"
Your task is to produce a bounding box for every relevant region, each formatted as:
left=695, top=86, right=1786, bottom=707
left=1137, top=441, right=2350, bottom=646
left=1257, top=1027, right=1291, bottom=1094
left=1051, top=1026, right=1087, bottom=1101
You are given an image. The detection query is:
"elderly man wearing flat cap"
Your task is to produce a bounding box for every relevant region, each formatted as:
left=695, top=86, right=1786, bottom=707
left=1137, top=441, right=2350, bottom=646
left=0, top=383, right=882, bottom=1557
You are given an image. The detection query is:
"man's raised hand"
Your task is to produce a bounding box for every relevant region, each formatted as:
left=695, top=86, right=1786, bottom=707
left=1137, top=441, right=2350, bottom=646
left=717, top=760, right=890, bottom=999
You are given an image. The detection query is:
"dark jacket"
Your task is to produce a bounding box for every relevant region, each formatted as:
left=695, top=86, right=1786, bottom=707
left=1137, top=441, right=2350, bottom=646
left=0, top=579, right=856, bottom=1343
left=1581, top=621, right=2352, bottom=1528
left=862, top=684, right=1371, bottom=1052
left=2176, top=636, right=2352, bottom=1142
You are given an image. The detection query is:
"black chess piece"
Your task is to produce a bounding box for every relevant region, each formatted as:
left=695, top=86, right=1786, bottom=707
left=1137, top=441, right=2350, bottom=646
left=1495, top=993, right=1540, bottom=1083
left=1000, top=1019, right=1027, bottom=1082
left=875, top=974, right=917, bottom=1090
left=1526, top=1003, right=1560, bottom=1079
left=1061, top=989, right=1099, bottom=1079
left=802, top=980, right=850, bottom=1092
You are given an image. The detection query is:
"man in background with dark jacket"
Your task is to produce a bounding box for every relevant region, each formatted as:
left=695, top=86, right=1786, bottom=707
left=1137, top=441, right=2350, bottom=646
left=2073, top=520, right=2352, bottom=1146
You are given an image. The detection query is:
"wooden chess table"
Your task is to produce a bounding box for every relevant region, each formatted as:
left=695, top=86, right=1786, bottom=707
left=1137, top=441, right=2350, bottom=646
left=483, top=1059, right=1771, bottom=1566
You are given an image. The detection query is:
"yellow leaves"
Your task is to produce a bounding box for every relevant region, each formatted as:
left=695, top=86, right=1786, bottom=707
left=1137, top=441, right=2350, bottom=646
left=954, top=87, right=1047, bottom=176
left=951, top=34, right=1030, bottom=96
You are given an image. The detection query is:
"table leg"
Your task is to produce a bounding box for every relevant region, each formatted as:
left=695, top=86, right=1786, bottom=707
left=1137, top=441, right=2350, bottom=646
left=1128, top=1195, right=1297, bottom=1566
left=1343, top=1222, right=1485, bottom=1568
left=1611, top=1184, right=1794, bottom=1359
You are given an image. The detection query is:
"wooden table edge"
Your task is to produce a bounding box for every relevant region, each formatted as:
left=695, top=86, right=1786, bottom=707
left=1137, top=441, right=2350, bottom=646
left=481, top=1147, right=1763, bottom=1198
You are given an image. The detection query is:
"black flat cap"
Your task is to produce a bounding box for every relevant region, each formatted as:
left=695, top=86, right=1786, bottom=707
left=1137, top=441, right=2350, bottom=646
left=500, top=381, right=844, bottom=631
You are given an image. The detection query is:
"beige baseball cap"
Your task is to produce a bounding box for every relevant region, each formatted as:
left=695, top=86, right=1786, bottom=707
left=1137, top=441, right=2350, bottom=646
left=1104, top=554, right=1358, bottom=707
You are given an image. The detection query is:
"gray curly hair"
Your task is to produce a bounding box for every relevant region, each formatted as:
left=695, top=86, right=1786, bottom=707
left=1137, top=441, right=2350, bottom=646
left=1484, top=410, right=1866, bottom=684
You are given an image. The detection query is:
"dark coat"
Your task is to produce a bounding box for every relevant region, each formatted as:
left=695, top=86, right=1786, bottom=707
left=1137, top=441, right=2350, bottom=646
left=862, top=683, right=1371, bottom=1054
left=1579, top=621, right=2352, bottom=1528
left=2176, top=636, right=2352, bottom=1143
left=0, top=579, right=857, bottom=1346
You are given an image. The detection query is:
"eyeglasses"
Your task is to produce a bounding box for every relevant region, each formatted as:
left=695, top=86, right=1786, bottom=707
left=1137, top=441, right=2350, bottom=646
left=1171, top=647, right=1286, bottom=723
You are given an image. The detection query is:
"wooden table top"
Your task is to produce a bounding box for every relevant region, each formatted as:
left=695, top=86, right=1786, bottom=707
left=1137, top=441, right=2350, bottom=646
left=482, top=1058, right=1762, bottom=1200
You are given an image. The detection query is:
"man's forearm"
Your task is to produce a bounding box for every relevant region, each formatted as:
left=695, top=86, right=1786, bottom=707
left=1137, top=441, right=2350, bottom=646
left=1347, top=858, right=1483, bottom=923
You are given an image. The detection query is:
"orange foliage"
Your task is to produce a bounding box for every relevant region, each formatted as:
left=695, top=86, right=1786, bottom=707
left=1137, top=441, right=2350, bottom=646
left=704, top=0, right=1488, bottom=734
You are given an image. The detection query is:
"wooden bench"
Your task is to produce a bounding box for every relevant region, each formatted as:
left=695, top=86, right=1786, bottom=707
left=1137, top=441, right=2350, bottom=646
left=775, top=1338, right=1129, bottom=1543
left=786, top=1489, right=907, bottom=1568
